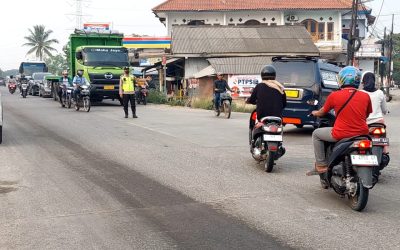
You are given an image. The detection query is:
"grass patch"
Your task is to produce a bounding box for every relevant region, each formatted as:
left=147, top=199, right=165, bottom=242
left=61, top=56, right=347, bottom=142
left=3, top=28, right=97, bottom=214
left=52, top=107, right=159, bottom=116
left=231, top=101, right=255, bottom=113
left=147, top=90, right=167, bottom=104
left=190, top=97, right=214, bottom=110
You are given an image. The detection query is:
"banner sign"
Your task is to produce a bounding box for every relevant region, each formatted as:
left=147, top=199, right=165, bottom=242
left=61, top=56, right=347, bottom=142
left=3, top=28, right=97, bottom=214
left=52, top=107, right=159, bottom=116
left=228, top=75, right=261, bottom=98
left=83, top=23, right=110, bottom=31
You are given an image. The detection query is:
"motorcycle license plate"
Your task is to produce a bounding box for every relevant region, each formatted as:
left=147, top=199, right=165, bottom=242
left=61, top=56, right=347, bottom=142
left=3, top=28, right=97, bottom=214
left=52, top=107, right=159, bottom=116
left=263, top=134, right=282, bottom=142
left=350, top=155, right=378, bottom=166
left=104, top=85, right=114, bottom=90
left=372, top=138, right=389, bottom=146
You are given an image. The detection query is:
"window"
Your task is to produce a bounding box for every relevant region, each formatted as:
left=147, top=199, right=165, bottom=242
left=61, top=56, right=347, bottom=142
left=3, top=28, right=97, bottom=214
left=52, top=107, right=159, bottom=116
left=321, top=70, right=339, bottom=89
left=302, top=19, right=319, bottom=42
left=327, top=22, right=334, bottom=40
left=318, top=23, right=325, bottom=40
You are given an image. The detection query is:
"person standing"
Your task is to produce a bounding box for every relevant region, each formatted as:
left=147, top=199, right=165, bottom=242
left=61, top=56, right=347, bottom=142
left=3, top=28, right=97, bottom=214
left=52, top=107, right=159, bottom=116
left=120, top=67, right=137, bottom=118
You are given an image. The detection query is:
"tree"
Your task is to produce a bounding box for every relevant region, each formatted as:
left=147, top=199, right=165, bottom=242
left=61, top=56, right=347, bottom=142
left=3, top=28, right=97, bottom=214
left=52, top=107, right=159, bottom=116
left=44, top=54, right=68, bottom=75
left=23, top=25, right=59, bottom=61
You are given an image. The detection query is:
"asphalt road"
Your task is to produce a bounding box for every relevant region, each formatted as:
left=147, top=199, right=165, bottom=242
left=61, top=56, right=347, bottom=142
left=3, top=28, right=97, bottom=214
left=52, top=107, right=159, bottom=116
left=0, top=86, right=399, bottom=249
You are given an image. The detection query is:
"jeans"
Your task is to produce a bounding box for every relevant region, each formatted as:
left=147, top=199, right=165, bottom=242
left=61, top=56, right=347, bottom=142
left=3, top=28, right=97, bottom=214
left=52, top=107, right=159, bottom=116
left=214, top=92, right=221, bottom=110
left=74, top=88, right=80, bottom=101
left=122, top=94, right=136, bottom=116
left=312, top=127, right=337, bottom=166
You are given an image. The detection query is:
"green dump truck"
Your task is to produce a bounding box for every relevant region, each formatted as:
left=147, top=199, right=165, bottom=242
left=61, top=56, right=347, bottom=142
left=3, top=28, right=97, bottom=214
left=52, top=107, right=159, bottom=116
left=69, top=30, right=129, bottom=102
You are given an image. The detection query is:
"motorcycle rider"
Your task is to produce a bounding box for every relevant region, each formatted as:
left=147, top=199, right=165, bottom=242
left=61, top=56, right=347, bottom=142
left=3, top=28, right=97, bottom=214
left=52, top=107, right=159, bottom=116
left=19, top=74, right=28, bottom=94
left=308, top=66, right=373, bottom=183
left=59, top=70, right=73, bottom=105
left=246, top=65, right=287, bottom=129
left=72, top=69, right=89, bottom=101
left=214, top=73, right=232, bottom=111
left=8, top=75, right=16, bottom=86
left=362, top=72, right=388, bottom=124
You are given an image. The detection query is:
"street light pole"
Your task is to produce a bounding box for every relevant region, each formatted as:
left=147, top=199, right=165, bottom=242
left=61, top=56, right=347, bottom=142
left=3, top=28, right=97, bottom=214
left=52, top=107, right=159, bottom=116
left=347, top=0, right=359, bottom=66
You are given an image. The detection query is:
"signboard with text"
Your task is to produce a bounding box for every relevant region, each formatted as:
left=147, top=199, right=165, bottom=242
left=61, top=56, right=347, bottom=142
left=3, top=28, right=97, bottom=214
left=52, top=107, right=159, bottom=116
left=228, top=75, right=261, bottom=98
left=83, top=23, right=110, bottom=31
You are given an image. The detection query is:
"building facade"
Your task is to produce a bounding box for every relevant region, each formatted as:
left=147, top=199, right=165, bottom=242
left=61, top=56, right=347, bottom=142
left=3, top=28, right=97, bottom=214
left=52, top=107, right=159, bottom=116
left=153, top=0, right=373, bottom=63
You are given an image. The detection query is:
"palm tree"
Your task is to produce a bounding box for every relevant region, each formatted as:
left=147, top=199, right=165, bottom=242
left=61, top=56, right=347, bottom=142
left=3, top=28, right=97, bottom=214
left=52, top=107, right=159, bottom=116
left=23, top=25, right=59, bottom=61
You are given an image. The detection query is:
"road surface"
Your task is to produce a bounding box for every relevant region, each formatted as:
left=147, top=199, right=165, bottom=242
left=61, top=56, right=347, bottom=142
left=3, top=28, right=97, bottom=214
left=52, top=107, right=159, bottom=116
left=1, top=86, right=399, bottom=249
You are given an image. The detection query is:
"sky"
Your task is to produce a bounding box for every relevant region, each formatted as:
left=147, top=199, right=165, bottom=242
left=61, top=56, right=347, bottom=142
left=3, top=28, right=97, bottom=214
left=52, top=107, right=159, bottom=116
left=0, top=0, right=398, bottom=71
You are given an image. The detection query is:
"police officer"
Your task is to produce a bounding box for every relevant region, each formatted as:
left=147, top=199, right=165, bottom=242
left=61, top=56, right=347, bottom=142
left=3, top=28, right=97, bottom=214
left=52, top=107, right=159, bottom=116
left=120, top=67, right=138, bottom=118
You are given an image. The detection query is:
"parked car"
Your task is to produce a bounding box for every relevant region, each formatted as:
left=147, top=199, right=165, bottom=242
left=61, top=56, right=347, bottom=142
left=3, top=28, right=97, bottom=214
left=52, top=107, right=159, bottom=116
left=40, top=75, right=58, bottom=98
left=272, top=57, right=341, bottom=129
left=31, top=72, right=52, bottom=96
left=0, top=92, right=3, bottom=144
left=0, top=77, right=5, bottom=86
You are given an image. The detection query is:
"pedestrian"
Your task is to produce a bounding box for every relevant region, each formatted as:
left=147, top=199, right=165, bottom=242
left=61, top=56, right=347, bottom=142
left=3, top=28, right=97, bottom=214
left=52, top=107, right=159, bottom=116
left=120, top=67, right=138, bottom=118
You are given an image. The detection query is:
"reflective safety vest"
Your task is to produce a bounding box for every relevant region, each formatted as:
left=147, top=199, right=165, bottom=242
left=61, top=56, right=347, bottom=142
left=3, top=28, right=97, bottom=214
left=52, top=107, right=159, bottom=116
left=121, top=76, right=135, bottom=92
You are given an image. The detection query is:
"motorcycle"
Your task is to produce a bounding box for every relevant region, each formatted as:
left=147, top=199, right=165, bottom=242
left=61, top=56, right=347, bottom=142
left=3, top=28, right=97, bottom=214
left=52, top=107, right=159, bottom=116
left=20, top=80, right=29, bottom=98
left=310, top=114, right=378, bottom=211
left=60, top=85, right=73, bottom=109
left=249, top=111, right=285, bottom=172
left=368, top=123, right=390, bottom=183
left=73, top=85, right=91, bottom=112
left=136, top=86, right=148, bottom=105
left=213, top=92, right=232, bottom=119
left=8, top=82, right=17, bottom=94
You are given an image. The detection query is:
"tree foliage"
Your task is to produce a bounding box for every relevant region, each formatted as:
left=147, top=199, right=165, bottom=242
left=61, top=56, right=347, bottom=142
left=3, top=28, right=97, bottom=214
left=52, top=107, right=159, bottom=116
left=45, top=54, right=68, bottom=75
left=23, top=25, right=59, bottom=61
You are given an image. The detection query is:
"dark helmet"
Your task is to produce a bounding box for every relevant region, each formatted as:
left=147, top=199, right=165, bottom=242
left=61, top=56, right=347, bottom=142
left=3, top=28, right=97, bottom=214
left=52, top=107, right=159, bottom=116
left=261, top=65, right=276, bottom=81
left=10, top=75, right=14, bottom=79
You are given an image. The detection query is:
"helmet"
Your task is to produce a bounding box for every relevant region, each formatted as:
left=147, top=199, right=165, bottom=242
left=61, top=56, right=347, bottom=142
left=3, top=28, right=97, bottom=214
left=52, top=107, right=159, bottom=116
left=10, top=75, right=13, bottom=79
left=261, top=65, right=276, bottom=81
left=21, top=74, right=25, bottom=78
left=77, top=69, right=84, bottom=76
left=337, top=66, right=361, bottom=88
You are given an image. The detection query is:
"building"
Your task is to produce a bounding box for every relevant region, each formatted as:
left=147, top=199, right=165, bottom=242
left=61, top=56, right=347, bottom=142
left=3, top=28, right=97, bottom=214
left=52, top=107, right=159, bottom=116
left=153, top=0, right=374, bottom=63
left=143, top=25, right=319, bottom=97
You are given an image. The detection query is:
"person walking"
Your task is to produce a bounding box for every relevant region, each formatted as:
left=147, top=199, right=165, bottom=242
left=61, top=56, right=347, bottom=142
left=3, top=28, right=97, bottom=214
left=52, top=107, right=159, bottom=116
left=120, top=67, right=138, bottom=118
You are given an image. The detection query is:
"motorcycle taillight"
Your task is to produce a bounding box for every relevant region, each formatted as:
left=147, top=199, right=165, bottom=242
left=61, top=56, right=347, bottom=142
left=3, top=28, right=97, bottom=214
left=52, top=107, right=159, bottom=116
left=370, top=127, right=386, bottom=136
left=352, top=140, right=372, bottom=153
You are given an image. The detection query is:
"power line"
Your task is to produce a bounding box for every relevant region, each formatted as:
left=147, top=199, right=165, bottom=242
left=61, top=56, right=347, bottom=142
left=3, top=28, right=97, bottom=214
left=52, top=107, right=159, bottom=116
left=370, top=0, right=385, bottom=36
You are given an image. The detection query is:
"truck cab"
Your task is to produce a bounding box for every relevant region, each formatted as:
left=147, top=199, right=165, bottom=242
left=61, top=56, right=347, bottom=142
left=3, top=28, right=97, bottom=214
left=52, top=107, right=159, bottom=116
left=272, top=57, right=341, bottom=128
left=75, top=46, right=129, bottom=101
left=69, top=30, right=129, bottom=102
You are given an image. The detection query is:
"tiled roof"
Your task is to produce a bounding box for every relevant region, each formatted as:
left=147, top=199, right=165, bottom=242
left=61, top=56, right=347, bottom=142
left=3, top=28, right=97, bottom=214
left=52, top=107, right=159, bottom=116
left=153, top=0, right=353, bottom=12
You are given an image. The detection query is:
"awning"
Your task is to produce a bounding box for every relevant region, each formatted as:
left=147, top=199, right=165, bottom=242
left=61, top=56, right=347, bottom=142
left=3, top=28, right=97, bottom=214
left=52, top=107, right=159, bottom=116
left=193, top=66, right=216, bottom=79
left=208, top=57, right=272, bottom=75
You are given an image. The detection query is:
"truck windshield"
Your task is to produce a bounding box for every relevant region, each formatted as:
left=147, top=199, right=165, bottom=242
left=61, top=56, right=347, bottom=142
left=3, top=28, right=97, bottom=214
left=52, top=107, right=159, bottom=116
left=83, top=48, right=129, bottom=67
left=273, top=61, right=317, bottom=88
left=21, top=63, right=47, bottom=76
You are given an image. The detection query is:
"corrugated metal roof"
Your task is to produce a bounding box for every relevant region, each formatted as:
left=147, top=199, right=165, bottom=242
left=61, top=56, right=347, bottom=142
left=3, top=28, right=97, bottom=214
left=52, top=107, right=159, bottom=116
left=207, top=57, right=272, bottom=75
left=184, top=58, right=211, bottom=79
left=153, top=0, right=353, bottom=11
left=171, top=25, right=319, bottom=56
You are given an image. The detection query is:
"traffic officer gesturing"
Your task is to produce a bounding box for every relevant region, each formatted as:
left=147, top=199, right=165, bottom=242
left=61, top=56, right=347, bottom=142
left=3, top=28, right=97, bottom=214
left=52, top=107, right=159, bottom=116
left=120, top=67, right=138, bottom=118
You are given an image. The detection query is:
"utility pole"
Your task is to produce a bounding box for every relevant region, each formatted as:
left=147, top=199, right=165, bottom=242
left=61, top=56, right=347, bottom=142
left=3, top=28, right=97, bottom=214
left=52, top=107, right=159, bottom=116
left=380, top=27, right=386, bottom=89
left=347, top=0, right=359, bottom=65
left=387, top=14, right=394, bottom=89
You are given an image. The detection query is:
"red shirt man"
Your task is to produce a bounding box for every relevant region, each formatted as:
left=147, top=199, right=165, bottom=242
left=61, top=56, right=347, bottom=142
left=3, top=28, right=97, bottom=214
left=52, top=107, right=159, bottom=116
left=323, top=87, right=372, bottom=140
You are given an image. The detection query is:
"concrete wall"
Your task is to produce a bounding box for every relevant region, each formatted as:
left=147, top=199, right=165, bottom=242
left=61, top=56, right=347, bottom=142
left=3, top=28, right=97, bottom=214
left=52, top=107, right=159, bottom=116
left=166, top=10, right=282, bottom=35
